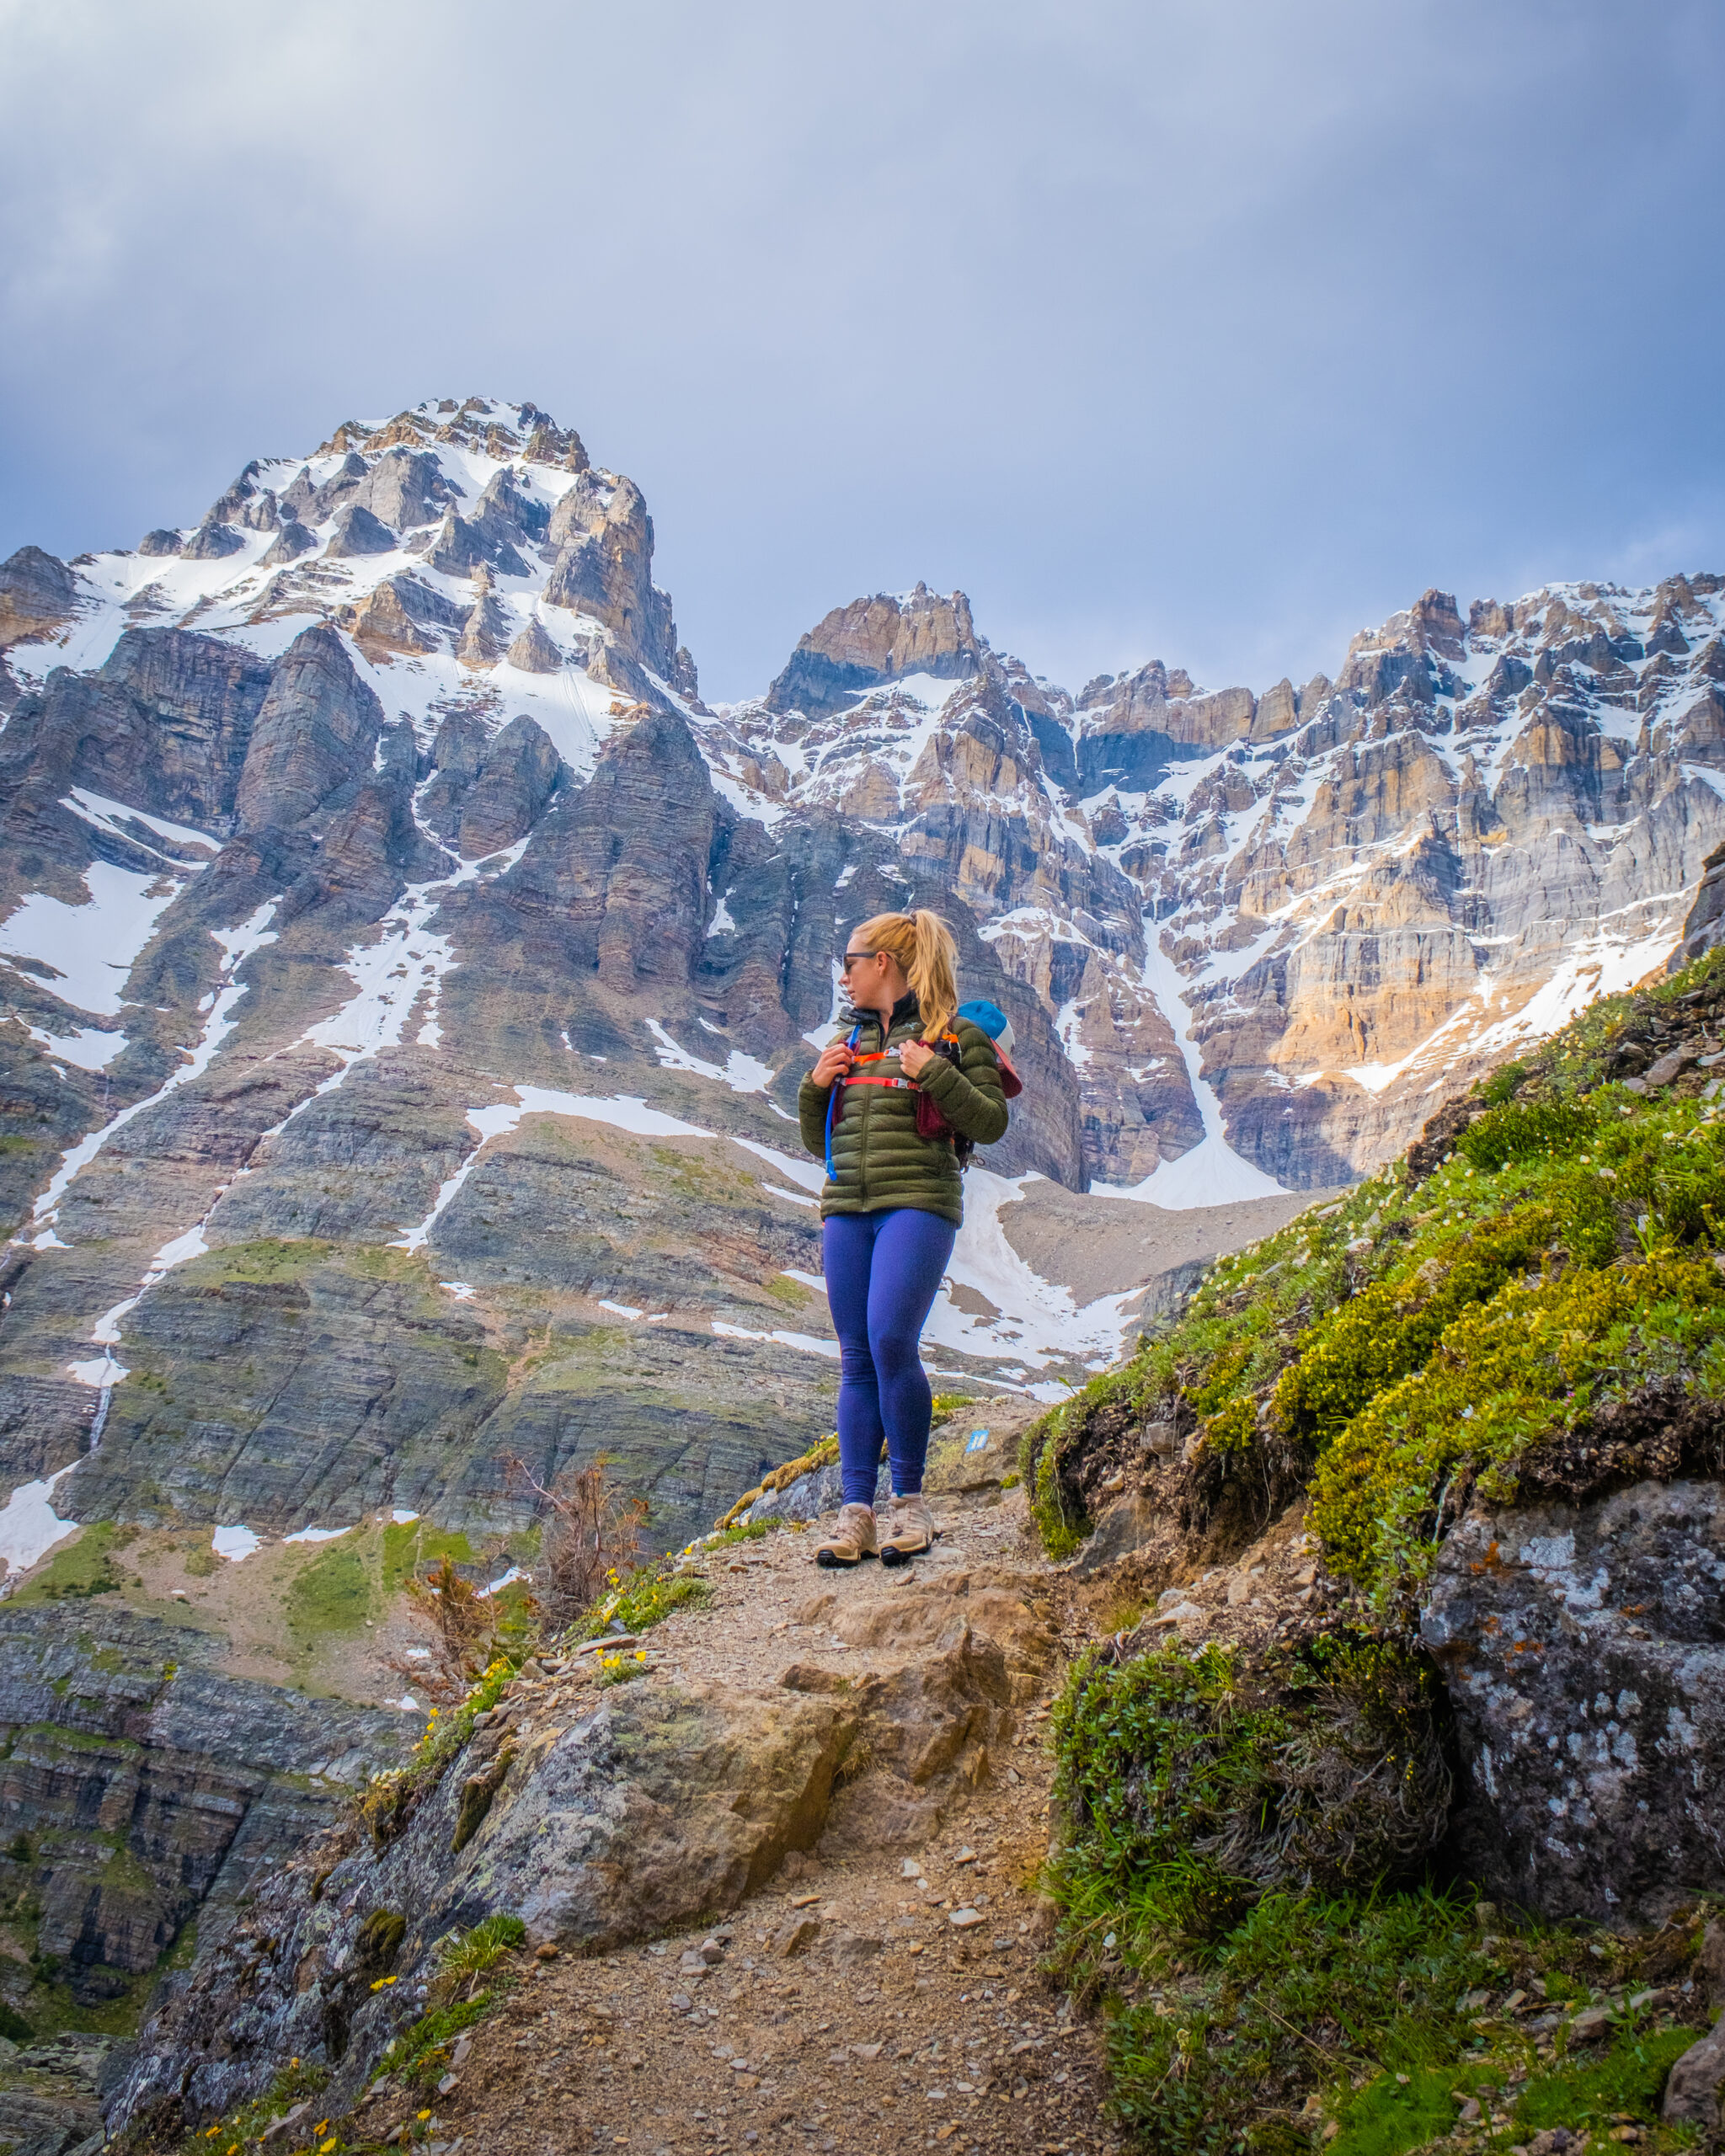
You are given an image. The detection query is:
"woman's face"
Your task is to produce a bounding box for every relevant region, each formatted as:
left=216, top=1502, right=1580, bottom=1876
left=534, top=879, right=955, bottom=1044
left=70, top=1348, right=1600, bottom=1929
left=839, top=942, right=908, bottom=1017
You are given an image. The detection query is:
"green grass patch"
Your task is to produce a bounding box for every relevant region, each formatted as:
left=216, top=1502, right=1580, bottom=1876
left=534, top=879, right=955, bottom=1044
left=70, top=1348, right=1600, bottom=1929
left=703, top=1520, right=770, bottom=1549
left=12, top=1521, right=136, bottom=1604
left=1328, top=2061, right=1487, bottom=2156
left=383, top=1988, right=507, bottom=2094
left=286, top=1539, right=374, bottom=1647
left=1099, top=1886, right=1488, bottom=2156
left=185, top=1236, right=335, bottom=1283
left=381, top=1518, right=477, bottom=1597
left=574, top=1566, right=708, bottom=1641
left=433, top=1912, right=525, bottom=1988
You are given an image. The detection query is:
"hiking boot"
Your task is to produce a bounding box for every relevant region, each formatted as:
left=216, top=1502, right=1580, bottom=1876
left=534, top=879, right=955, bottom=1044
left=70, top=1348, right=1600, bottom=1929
left=814, top=1502, right=878, bottom=1567
left=878, top=1492, right=935, bottom=1566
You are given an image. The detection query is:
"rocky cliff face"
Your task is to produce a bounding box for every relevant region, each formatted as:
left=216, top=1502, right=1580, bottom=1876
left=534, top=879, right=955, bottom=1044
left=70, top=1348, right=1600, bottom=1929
left=0, top=1600, right=408, bottom=2028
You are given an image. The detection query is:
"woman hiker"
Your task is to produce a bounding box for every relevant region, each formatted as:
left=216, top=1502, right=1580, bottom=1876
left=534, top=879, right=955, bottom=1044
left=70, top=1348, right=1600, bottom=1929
left=798, top=910, right=1010, bottom=1567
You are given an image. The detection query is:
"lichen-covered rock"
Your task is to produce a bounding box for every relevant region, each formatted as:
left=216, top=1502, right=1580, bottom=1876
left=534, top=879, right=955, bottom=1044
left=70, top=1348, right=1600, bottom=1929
left=1421, top=1478, right=1725, bottom=1924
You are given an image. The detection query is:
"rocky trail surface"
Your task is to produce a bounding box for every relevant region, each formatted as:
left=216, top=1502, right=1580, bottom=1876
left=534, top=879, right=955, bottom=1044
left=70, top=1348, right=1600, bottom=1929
left=111, top=1465, right=1131, bottom=2156
left=425, top=1501, right=1113, bottom=2156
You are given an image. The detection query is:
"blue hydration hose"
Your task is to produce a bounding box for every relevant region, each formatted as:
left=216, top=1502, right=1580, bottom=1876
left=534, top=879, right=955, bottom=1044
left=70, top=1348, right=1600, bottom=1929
left=823, top=1024, right=861, bottom=1181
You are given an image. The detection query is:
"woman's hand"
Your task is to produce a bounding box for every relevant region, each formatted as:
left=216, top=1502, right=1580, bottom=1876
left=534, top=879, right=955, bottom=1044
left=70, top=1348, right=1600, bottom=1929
left=811, top=1039, right=855, bottom=1088
left=899, top=1038, right=934, bottom=1079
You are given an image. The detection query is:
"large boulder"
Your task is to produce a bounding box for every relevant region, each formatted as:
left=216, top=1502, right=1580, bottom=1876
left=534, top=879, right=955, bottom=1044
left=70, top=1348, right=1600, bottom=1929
left=1421, top=1477, right=1725, bottom=1924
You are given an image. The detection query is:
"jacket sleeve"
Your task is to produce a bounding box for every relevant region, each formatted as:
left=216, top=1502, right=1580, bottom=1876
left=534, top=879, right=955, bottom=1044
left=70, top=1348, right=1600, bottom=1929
left=918, top=1027, right=1009, bottom=1145
left=798, top=1073, right=834, bottom=1161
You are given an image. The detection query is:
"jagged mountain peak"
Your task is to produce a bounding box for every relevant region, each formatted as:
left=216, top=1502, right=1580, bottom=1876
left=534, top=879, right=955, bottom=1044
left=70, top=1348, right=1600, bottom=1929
left=1, top=396, right=698, bottom=784
left=764, top=583, right=981, bottom=716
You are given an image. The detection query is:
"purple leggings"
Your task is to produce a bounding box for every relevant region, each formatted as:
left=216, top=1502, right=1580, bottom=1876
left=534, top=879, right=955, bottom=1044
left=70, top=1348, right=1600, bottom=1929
left=823, top=1208, right=957, bottom=1505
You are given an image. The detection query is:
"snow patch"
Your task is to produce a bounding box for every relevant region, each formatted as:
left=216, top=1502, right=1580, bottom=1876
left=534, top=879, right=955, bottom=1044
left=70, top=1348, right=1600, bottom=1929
left=1097, top=936, right=1288, bottom=1209
left=644, top=1018, right=776, bottom=1095
left=25, top=1024, right=127, bottom=1071
left=0, top=1464, right=80, bottom=1577
left=0, top=861, right=186, bottom=1017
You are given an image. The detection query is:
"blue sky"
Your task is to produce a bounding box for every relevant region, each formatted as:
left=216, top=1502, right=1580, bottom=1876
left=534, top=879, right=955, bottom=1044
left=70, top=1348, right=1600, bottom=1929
left=3, top=0, right=1721, bottom=703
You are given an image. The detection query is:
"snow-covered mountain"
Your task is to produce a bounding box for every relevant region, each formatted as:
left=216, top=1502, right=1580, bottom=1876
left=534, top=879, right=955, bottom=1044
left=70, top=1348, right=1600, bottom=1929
left=1, top=392, right=1722, bottom=1567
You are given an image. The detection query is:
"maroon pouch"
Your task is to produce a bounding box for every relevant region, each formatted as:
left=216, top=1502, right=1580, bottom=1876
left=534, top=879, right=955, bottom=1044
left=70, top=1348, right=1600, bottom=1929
left=915, top=1089, right=954, bottom=1142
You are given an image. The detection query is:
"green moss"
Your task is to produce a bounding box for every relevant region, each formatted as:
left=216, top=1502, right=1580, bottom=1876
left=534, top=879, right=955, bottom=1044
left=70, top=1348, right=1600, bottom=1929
left=763, top=1273, right=811, bottom=1307
left=1023, top=1406, right=1089, bottom=1560
left=1514, top=2024, right=1702, bottom=2131
left=1314, top=1250, right=1725, bottom=1607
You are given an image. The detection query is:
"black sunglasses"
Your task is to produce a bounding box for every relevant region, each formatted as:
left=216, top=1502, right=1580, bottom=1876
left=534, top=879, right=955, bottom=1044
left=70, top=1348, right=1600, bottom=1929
left=838, top=948, right=880, bottom=971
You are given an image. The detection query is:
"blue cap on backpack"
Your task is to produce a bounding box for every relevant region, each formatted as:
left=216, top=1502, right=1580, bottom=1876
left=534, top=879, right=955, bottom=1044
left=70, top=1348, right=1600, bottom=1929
left=957, top=999, right=1015, bottom=1058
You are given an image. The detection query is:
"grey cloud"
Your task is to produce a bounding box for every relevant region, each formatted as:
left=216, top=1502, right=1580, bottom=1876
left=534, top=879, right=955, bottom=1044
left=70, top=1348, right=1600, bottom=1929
left=1, top=0, right=1722, bottom=701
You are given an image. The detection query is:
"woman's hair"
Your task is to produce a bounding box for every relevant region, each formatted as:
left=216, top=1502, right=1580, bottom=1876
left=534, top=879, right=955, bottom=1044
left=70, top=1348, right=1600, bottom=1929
left=854, top=910, right=959, bottom=1040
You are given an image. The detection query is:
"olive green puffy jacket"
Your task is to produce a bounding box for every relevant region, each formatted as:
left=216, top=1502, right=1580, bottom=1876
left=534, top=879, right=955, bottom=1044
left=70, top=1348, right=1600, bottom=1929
left=798, top=996, right=1010, bottom=1225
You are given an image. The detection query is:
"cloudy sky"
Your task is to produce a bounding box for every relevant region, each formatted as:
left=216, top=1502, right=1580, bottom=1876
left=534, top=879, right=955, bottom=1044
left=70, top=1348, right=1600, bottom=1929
left=3, top=0, right=1721, bottom=702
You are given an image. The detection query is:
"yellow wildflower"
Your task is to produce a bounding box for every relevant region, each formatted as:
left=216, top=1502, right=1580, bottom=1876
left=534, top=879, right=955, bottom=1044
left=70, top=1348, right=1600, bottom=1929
left=370, top=1973, right=398, bottom=1990
left=320, top=2141, right=339, bottom=2154
left=634, top=1649, right=646, bottom=1662
left=314, top=2125, right=329, bottom=2138
left=418, top=2111, right=431, bottom=2122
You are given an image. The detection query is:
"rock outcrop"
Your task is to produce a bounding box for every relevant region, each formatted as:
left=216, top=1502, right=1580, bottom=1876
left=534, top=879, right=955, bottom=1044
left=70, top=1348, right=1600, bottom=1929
left=1422, top=1480, right=1725, bottom=1925
left=108, top=1519, right=1051, bottom=2140
left=232, top=623, right=382, bottom=832
left=0, top=547, right=77, bottom=648
left=766, top=585, right=981, bottom=718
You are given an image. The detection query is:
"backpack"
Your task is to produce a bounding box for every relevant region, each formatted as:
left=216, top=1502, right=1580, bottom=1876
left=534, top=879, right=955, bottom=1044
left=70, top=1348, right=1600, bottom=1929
left=915, top=1001, right=1023, bottom=1170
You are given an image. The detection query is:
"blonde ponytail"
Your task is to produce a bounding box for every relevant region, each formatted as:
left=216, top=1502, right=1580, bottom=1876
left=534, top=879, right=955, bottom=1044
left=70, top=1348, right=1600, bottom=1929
left=854, top=909, right=959, bottom=1040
